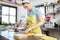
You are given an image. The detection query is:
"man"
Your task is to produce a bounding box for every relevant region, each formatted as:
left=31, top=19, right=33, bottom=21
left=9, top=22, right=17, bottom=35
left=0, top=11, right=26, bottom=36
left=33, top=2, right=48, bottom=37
left=22, top=1, right=44, bottom=34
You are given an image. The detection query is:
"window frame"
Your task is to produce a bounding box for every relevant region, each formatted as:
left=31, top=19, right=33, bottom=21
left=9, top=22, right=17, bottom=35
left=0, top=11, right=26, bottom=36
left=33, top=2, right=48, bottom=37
left=1, top=4, right=17, bottom=24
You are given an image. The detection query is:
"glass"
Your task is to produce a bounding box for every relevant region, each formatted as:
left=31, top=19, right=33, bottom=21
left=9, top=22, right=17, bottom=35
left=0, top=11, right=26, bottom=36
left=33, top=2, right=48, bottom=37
left=10, top=8, right=16, bottom=16
left=2, top=16, right=8, bottom=23
left=10, top=16, right=16, bottom=23
left=2, top=6, right=9, bottom=16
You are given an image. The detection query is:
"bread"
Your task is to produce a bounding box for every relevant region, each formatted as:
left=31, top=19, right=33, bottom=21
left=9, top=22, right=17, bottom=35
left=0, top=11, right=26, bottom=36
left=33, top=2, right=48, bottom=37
left=14, top=34, right=45, bottom=40
left=14, top=34, right=28, bottom=40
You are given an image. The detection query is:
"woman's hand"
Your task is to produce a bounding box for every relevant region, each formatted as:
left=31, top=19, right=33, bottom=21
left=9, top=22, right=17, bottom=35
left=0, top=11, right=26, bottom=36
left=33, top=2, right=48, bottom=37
left=24, top=27, right=32, bottom=34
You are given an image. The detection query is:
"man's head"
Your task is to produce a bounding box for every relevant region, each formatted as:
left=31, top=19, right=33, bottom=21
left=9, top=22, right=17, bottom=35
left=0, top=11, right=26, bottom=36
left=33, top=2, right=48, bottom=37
left=22, top=1, right=32, bottom=11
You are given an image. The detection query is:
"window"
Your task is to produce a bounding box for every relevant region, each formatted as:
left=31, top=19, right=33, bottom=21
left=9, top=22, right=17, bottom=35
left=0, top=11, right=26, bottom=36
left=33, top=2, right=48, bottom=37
left=2, top=6, right=9, bottom=23
left=2, top=16, right=9, bottom=23
left=10, top=8, right=16, bottom=16
left=2, top=5, right=17, bottom=24
left=10, top=8, right=16, bottom=23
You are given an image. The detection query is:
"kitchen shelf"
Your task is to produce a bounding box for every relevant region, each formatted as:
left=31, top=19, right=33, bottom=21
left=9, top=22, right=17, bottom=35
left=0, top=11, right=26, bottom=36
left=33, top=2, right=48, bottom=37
left=0, top=0, right=21, bottom=6
left=47, top=10, right=60, bottom=14
left=47, top=12, right=57, bottom=14
left=45, top=3, right=60, bottom=7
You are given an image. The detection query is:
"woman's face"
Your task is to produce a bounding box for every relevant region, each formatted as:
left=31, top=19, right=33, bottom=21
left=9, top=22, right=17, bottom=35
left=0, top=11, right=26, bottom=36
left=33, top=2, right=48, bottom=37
left=23, top=3, right=32, bottom=11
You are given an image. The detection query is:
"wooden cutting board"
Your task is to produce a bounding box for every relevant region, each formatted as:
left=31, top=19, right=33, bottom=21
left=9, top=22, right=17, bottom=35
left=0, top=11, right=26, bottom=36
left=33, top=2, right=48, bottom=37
left=14, top=34, right=57, bottom=40
left=14, top=34, right=28, bottom=40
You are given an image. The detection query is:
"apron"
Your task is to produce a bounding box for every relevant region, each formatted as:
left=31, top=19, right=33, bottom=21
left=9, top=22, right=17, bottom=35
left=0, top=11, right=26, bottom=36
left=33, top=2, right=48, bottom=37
left=27, top=14, right=42, bottom=34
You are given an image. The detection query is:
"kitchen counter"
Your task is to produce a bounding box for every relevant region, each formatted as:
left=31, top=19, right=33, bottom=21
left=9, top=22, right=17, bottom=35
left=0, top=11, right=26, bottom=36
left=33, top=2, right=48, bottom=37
left=44, top=28, right=60, bottom=40
left=1, top=31, right=15, bottom=40
left=0, top=35, right=9, bottom=40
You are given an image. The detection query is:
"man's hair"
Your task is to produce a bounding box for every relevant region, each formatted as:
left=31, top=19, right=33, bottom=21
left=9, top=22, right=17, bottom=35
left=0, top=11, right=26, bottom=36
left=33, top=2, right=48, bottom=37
left=22, top=2, right=30, bottom=5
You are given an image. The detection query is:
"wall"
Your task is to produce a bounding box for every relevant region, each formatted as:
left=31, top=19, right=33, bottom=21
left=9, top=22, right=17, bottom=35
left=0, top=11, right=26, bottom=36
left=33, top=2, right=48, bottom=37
left=28, top=0, right=58, bottom=6
left=49, top=14, right=60, bottom=22
left=17, top=6, right=27, bottom=21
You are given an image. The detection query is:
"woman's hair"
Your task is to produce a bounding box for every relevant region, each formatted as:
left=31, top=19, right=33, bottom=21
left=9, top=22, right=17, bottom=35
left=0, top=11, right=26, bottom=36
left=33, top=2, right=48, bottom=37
left=22, top=2, right=30, bottom=5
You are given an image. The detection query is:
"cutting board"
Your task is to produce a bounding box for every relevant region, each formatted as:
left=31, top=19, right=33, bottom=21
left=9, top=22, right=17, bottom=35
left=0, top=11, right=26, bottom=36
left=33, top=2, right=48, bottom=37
left=14, top=34, right=45, bottom=40
left=14, top=34, right=57, bottom=40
